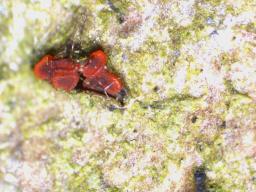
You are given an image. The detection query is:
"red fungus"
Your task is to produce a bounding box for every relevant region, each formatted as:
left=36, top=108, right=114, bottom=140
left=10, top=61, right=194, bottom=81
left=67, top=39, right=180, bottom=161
left=52, top=58, right=79, bottom=71
left=34, top=49, right=126, bottom=101
left=34, top=55, right=54, bottom=81
left=83, top=71, right=123, bottom=98
left=51, top=70, right=79, bottom=91
left=34, top=56, right=80, bottom=91
left=82, top=50, right=125, bottom=98
left=100, top=71, right=123, bottom=97
left=82, top=50, right=106, bottom=78
left=89, top=50, right=107, bottom=66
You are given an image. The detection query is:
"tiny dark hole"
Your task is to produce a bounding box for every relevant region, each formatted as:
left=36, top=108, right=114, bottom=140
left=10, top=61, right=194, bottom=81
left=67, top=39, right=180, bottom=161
left=194, top=168, right=207, bottom=192
left=153, top=86, right=160, bottom=92
left=192, top=116, right=198, bottom=123
left=108, top=104, right=117, bottom=111
left=220, top=121, right=226, bottom=128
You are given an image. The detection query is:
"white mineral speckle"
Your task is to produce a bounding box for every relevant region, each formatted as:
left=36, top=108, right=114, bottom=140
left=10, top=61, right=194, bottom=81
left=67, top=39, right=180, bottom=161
left=169, top=0, right=196, bottom=26
left=173, top=65, right=187, bottom=94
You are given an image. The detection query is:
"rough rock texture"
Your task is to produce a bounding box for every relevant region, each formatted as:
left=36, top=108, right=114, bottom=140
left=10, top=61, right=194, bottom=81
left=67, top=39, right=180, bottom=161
left=0, top=0, right=255, bottom=191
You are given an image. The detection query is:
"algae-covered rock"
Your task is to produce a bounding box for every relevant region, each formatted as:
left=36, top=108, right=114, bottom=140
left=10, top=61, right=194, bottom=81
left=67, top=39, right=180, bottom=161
left=0, top=0, right=256, bottom=191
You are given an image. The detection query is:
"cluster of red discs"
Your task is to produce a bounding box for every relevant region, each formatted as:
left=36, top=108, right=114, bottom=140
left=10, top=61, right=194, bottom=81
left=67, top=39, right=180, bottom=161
left=34, top=50, right=126, bottom=101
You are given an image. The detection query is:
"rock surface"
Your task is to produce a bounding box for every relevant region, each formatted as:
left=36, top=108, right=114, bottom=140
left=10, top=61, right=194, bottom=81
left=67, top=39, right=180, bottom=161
left=0, top=0, right=255, bottom=191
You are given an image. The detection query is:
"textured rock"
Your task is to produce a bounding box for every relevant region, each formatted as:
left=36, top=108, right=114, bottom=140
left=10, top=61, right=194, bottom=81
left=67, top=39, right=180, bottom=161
left=0, top=0, right=255, bottom=191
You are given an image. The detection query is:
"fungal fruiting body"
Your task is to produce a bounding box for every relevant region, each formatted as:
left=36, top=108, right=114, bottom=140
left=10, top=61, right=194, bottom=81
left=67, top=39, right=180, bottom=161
left=82, top=50, right=107, bottom=78
left=82, top=50, right=125, bottom=99
left=34, top=50, right=126, bottom=101
left=34, top=55, right=80, bottom=91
